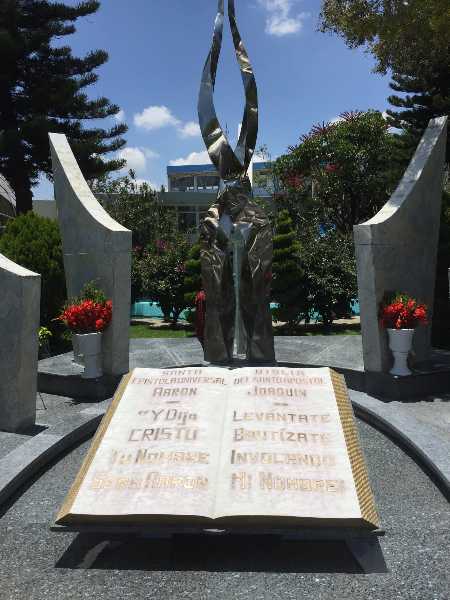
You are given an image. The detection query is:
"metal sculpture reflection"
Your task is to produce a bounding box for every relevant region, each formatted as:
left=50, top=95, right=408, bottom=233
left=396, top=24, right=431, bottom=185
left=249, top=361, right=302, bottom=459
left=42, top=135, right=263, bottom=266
left=198, top=0, right=274, bottom=364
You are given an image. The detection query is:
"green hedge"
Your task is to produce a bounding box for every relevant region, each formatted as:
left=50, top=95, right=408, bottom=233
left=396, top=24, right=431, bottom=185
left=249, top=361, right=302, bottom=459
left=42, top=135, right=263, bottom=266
left=0, top=212, right=66, bottom=325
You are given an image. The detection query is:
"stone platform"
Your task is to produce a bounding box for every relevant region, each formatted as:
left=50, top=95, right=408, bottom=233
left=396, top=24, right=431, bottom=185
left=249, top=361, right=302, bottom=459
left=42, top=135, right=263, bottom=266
left=1, top=337, right=449, bottom=598
left=1, top=419, right=448, bottom=599
left=38, top=336, right=450, bottom=401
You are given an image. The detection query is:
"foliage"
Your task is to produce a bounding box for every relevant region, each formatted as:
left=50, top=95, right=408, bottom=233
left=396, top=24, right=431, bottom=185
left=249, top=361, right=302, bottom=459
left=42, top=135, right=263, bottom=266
left=38, top=326, right=52, bottom=347
left=379, top=293, right=428, bottom=329
left=0, top=0, right=127, bottom=213
left=301, top=222, right=357, bottom=326
left=130, top=248, right=144, bottom=304
left=320, top=1, right=450, bottom=168
left=129, top=324, right=193, bottom=339
left=274, top=111, right=400, bottom=234
left=319, top=0, right=450, bottom=76
left=386, top=68, right=450, bottom=164
left=69, top=280, right=107, bottom=306
left=98, top=172, right=178, bottom=304
left=96, top=172, right=176, bottom=248
left=183, top=242, right=202, bottom=307
left=138, top=235, right=191, bottom=324
left=0, top=212, right=66, bottom=325
left=271, top=210, right=305, bottom=329
left=56, top=298, right=112, bottom=333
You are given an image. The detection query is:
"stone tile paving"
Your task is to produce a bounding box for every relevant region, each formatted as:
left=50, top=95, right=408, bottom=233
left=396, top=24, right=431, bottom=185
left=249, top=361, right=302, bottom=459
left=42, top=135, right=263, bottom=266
left=38, top=336, right=365, bottom=378
left=0, top=421, right=448, bottom=600
left=391, top=396, right=450, bottom=443
left=0, top=393, right=110, bottom=461
left=0, top=431, right=30, bottom=461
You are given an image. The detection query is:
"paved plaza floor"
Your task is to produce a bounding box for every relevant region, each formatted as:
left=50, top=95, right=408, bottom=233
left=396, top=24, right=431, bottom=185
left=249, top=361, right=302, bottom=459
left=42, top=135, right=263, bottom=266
left=0, top=420, right=448, bottom=599
left=0, top=336, right=449, bottom=599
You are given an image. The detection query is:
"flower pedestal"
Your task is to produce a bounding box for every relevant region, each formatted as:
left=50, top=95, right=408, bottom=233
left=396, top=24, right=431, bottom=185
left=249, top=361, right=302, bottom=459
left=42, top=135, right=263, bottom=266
left=72, top=332, right=103, bottom=379
left=387, top=328, right=414, bottom=377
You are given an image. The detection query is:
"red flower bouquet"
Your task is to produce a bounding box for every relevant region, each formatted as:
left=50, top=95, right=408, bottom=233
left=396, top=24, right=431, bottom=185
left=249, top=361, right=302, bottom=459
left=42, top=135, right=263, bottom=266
left=379, top=293, right=428, bottom=330
left=57, top=299, right=112, bottom=334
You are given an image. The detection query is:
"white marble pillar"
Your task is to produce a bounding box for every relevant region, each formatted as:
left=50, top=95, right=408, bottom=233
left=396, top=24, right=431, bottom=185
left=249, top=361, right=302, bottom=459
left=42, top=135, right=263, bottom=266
left=0, top=254, right=40, bottom=432
left=49, top=133, right=132, bottom=376
left=354, top=117, right=448, bottom=373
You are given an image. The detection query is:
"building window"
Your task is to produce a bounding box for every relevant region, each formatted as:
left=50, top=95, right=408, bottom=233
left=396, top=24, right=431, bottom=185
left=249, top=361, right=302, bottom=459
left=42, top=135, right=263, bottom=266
left=197, top=175, right=220, bottom=192
left=171, top=176, right=195, bottom=192
left=253, top=169, right=274, bottom=196
left=178, top=207, right=197, bottom=232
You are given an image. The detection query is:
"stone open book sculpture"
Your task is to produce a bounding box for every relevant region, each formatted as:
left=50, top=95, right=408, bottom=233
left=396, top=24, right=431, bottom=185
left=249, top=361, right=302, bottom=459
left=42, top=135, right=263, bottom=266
left=54, top=366, right=379, bottom=531
left=198, top=0, right=275, bottom=364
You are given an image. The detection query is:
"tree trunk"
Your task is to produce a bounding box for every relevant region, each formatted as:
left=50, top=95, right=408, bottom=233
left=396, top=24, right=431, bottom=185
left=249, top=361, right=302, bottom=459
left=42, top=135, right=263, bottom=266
left=0, top=90, right=33, bottom=214
left=160, top=302, right=172, bottom=322
left=10, top=174, right=33, bottom=214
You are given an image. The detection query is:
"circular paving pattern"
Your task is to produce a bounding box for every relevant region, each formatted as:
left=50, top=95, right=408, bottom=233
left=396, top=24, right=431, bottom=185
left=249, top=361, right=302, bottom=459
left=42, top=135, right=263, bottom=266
left=0, top=419, right=448, bottom=600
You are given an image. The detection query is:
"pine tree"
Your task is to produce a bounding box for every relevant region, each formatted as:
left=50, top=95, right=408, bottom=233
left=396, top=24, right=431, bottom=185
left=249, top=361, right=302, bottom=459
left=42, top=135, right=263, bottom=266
left=387, top=65, right=450, bottom=165
left=0, top=0, right=127, bottom=213
left=271, top=209, right=305, bottom=331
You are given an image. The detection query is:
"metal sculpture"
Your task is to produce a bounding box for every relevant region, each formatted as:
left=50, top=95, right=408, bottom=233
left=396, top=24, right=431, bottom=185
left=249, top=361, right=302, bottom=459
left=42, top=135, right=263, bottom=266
left=198, top=0, right=275, bottom=364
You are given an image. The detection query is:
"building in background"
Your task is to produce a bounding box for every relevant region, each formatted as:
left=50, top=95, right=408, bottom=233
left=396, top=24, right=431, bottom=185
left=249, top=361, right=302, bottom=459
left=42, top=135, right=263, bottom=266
left=251, top=161, right=275, bottom=197
left=163, top=164, right=219, bottom=235
left=162, top=161, right=275, bottom=238
left=31, top=161, right=277, bottom=235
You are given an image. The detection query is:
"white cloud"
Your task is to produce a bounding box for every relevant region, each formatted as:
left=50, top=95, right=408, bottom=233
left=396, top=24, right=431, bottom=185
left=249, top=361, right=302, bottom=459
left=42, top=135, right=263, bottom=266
left=118, top=146, right=159, bottom=174
left=114, top=109, right=125, bottom=121
left=143, top=148, right=160, bottom=159
left=258, top=0, right=308, bottom=37
left=134, top=105, right=202, bottom=138
left=330, top=115, right=344, bottom=124
left=134, top=105, right=181, bottom=131
left=169, top=150, right=211, bottom=166
left=178, top=121, right=201, bottom=138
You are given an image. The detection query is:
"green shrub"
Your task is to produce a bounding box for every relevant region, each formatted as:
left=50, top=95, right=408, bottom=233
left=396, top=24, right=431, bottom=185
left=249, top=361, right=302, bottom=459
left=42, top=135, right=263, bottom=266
left=138, top=234, right=191, bottom=324
left=0, top=212, right=66, bottom=325
left=183, top=243, right=202, bottom=307
left=271, top=210, right=305, bottom=329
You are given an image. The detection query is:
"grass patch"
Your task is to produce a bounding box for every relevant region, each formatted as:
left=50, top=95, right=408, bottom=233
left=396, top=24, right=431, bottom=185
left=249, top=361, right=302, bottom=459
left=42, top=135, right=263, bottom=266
left=130, top=323, right=194, bottom=339
left=130, top=320, right=360, bottom=339
left=274, top=323, right=361, bottom=336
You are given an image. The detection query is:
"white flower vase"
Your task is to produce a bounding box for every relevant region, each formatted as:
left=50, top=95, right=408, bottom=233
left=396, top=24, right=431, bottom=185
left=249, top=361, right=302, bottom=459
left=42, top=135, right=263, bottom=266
left=72, top=332, right=103, bottom=379
left=387, top=328, right=414, bottom=376
left=71, top=335, right=83, bottom=365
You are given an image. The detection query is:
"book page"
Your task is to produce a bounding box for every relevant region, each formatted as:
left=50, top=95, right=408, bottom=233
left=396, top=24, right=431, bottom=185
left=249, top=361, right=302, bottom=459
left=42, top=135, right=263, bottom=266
left=213, top=367, right=362, bottom=522
left=67, top=367, right=228, bottom=520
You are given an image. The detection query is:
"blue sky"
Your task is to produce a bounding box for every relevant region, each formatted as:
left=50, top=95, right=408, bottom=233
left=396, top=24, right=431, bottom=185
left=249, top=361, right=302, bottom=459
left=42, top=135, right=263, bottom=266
left=35, top=0, right=393, bottom=199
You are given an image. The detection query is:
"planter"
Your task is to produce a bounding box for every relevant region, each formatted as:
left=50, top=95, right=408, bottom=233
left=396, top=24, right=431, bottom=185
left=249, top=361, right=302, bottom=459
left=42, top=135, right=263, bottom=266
left=72, top=332, right=103, bottom=379
left=387, top=328, right=414, bottom=377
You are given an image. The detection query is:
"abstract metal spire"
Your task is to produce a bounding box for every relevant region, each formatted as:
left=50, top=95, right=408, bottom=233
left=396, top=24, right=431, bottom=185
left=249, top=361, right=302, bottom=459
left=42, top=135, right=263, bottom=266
left=198, top=0, right=258, bottom=182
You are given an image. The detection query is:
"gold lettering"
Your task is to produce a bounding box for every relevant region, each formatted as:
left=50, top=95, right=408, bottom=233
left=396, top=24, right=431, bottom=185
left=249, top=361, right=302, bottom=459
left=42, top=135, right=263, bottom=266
left=231, top=472, right=252, bottom=490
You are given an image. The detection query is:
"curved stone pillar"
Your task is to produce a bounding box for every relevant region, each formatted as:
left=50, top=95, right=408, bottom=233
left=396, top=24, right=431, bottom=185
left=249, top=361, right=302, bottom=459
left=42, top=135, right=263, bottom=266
left=354, top=116, right=448, bottom=373
left=0, top=254, right=40, bottom=432
left=49, top=133, right=132, bottom=375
